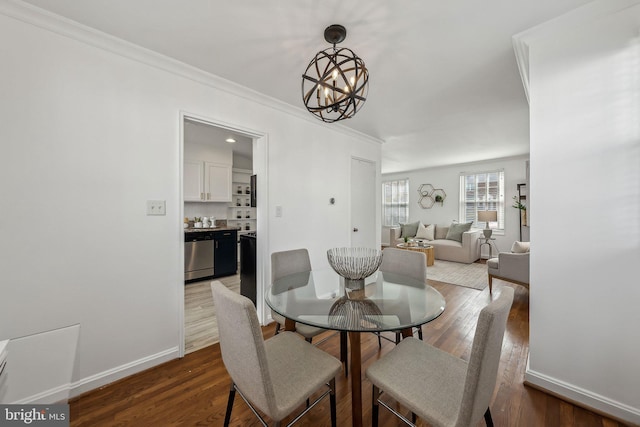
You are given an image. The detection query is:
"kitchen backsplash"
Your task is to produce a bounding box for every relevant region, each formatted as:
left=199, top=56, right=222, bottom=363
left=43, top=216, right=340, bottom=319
left=184, top=202, right=228, bottom=221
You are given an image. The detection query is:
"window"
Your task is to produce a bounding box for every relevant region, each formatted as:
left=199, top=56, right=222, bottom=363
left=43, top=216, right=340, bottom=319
left=459, top=171, right=505, bottom=232
left=382, top=179, right=409, bottom=227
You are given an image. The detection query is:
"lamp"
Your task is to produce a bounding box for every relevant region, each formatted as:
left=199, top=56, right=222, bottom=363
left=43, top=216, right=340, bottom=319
left=477, top=210, right=498, bottom=239
left=301, top=25, right=369, bottom=123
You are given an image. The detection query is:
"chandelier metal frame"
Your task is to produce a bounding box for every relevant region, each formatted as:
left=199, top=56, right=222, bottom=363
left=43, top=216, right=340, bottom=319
left=301, top=25, right=369, bottom=123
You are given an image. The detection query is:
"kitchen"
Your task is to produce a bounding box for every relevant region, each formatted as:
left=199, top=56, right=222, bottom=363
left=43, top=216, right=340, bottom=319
left=183, top=118, right=256, bottom=353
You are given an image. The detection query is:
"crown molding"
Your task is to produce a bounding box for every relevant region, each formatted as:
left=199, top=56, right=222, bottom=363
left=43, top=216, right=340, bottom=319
left=0, top=0, right=383, bottom=146
left=512, top=0, right=640, bottom=106
left=511, top=37, right=530, bottom=105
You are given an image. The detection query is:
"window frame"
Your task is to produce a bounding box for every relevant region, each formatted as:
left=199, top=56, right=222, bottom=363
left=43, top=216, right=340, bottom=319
left=458, top=170, right=505, bottom=234
left=382, top=179, right=409, bottom=227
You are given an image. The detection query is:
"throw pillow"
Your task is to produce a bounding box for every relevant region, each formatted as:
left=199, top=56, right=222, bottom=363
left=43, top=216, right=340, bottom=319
left=445, top=222, right=472, bottom=242
left=434, top=225, right=449, bottom=240
left=399, top=221, right=420, bottom=238
left=415, top=223, right=435, bottom=240
left=511, top=241, right=530, bottom=253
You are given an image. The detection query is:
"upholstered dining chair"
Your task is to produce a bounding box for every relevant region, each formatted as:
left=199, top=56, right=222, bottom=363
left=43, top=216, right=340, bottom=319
left=271, top=248, right=348, bottom=376
left=211, top=281, right=342, bottom=427
left=376, top=247, right=428, bottom=347
left=366, top=286, right=514, bottom=427
left=270, top=249, right=325, bottom=342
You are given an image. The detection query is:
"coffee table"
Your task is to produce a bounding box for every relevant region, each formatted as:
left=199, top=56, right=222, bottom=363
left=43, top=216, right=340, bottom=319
left=396, top=243, right=435, bottom=266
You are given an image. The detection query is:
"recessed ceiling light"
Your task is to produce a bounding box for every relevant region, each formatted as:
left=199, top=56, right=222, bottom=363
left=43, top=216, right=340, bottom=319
left=225, top=138, right=236, bottom=143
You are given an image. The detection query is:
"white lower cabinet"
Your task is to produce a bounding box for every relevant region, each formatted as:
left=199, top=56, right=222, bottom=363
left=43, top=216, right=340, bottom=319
left=184, top=160, right=231, bottom=202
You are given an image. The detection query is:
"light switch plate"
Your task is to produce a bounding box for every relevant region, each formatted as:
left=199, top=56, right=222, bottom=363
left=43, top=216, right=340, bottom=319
left=275, top=205, right=282, bottom=217
left=147, top=200, right=166, bottom=216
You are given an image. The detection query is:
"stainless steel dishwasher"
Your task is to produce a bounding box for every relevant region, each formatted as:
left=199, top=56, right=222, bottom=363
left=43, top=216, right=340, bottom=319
left=184, top=232, right=214, bottom=282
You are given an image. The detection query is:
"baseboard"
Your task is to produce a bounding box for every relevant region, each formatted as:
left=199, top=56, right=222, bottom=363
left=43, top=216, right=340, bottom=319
left=69, top=346, right=180, bottom=399
left=11, top=383, right=73, bottom=405
left=525, top=364, right=640, bottom=426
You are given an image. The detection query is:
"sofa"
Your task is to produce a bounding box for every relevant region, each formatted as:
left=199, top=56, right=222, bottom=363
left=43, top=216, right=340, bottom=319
left=487, top=241, right=530, bottom=293
left=389, top=222, right=481, bottom=264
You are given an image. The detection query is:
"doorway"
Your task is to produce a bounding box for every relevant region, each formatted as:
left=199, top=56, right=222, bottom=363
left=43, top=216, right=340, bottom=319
left=180, top=113, right=267, bottom=356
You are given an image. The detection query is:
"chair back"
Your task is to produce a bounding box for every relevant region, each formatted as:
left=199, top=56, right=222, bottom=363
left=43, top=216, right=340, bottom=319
left=271, top=248, right=312, bottom=281
left=457, top=286, right=514, bottom=426
left=380, top=248, right=426, bottom=282
left=211, top=281, right=277, bottom=416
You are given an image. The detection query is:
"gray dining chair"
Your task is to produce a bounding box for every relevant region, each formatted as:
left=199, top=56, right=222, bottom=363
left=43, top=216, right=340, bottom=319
left=271, top=248, right=348, bottom=375
left=211, top=281, right=342, bottom=427
left=376, top=247, right=428, bottom=347
left=270, top=249, right=324, bottom=341
left=366, top=286, right=514, bottom=427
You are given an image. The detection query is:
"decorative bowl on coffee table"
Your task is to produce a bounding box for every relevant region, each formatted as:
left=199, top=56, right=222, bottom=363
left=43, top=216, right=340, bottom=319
left=327, top=247, right=383, bottom=290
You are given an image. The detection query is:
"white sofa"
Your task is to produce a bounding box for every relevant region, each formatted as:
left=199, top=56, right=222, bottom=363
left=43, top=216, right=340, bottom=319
left=389, top=224, right=481, bottom=264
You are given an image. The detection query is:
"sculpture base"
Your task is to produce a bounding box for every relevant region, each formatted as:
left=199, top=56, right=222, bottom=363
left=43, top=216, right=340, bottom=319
left=345, top=278, right=365, bottom=290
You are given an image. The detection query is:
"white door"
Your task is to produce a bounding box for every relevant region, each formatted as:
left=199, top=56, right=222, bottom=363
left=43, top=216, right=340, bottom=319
left=351, top=157, right=376, bottom=248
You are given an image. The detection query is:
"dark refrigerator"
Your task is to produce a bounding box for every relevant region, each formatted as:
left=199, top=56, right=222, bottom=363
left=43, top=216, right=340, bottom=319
left=240, top=232, right=257, bottom=306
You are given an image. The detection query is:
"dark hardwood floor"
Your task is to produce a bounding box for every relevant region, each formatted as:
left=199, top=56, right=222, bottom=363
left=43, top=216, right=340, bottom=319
left=69, top=281, right=626, bottom=426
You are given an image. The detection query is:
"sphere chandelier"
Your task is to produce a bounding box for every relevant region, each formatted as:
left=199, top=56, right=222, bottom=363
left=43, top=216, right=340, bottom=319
left=301, top=25, right=369, bottom=123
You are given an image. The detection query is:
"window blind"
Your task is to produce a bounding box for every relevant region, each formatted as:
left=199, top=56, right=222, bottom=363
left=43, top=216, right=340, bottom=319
left=382, top=179, right=409, bottom=227
left=459, top=171, right=505, bottom=230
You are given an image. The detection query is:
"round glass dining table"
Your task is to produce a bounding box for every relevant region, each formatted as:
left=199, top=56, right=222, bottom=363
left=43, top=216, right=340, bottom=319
left=265, top=269, right=445, bottom=427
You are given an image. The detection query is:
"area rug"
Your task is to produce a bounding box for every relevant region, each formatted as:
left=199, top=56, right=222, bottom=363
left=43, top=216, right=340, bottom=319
left=427, top=260, right=488, bottom=290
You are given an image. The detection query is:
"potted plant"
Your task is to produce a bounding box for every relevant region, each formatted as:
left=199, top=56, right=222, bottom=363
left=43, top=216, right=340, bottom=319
left=512, top=196, right=527, bottom=226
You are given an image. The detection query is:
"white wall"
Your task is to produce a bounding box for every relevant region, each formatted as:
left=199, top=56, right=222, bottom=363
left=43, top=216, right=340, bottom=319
left=0, top=5, right=381, bottom=400
left=521, top=0, right=640, bottom=423
left=383, top=156, right=529, bottom=254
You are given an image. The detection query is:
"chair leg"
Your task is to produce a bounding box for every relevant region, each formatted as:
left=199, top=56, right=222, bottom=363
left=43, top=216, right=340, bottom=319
left=417, top=325, right=423, bottom=340
left=377, top=333, right=382, bottom=349
left=488, top=275, right=493, bottom=294
left=395, top=332, right=401, bottom=344
left=340, top=331, right=348, bottom=377
left=412, top=412, right=417, bottom=424
left=329, top=378, right=337, bottom=427
left=372, top=385, right=380, bottom=427
left=274, top=322, right=281, bottom=335
left=484, top=407, right=494, bottom=427
left=223, top=382, right=236, bottom=427
left=304, top=336, right=314, bottom=402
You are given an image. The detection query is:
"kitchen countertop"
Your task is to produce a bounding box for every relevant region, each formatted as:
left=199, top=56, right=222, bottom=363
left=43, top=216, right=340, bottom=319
left=184, top=226, right=240, bottom=233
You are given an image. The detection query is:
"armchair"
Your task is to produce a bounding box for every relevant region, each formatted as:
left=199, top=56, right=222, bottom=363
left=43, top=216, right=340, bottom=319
left=487, top=242, right=530, bottom=293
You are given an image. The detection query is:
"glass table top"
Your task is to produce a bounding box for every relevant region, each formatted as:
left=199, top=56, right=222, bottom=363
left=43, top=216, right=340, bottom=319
left=265, top=269, right=446, bottom=332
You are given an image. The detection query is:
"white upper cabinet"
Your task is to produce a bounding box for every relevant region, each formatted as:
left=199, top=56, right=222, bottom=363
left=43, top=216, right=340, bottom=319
left=184, top=160, right=205, bottom=202
left=204, top=162, right=232, bottom=202
left=184, top=160, right=232, bottom=202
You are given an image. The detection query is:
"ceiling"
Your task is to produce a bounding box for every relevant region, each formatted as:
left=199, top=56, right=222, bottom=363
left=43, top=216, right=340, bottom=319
left=184, top=119, right=253, bottom=160
left=22, top=0, right=593, bottom=173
